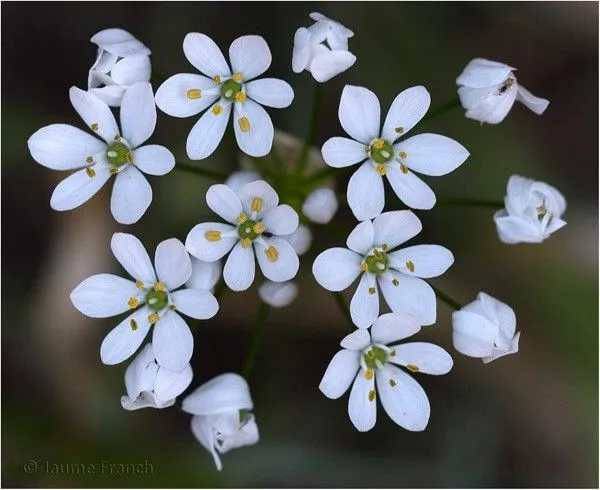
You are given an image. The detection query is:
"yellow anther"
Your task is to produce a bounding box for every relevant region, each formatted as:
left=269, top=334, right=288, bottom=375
left=238, top=116, right=251, bottom=133
left=388, top=349, right=396, bottom=357
left=373, top=249, right=383, bottom=259
left=400, top=164, right=409, bottom=174
left=213, top=75, right=221, bottom=84
left=394, top=127, right=404, bottom=134
left=186, top=88, right=202, bottom=100
left=127, top=297, right=139, bottom=309
left=365, top=369, right=374, bottom=380
left=381, top=243, right=389, bottom=251
left=376, top=163, right=387, bottom=175
left=251, top=197, right=263, bottom=213
left=389, top=379, right=397, bottom=387
left=392, top=278, right=399, bottom=286
left=241, top=237, right=252, bottom=249
left=130, top=319, right=138, bottom=331
left=148, top=313, right=160, bottom=324
left=125, top=151, right=133, bottom=163
left=399, top=151, right=407, bottom=160
left=135, top=280, right=144, bottom=289
left=231, top=72, right=243, bottom=83
left=406, top=261, right=415, bottom=273
left=360, top=262, right=368, bottom=271
left=265, top=245, right=279, bottom=262
left=366, top=350, right=374, bottom=359
left=372, top=139, right=384, bottom=150
left=86, top=156, right=94, bottom=164
left=406, top=364, right=420, bottom=373
left=234, top=91, right=247, bottom=103
left=168, top=304, right=176, bottom=310
left=212, top=104, right=223, bottom=116
left=110, top=167, right=119, bottom=175
left=153, top=281, right=166, bottom=292
left=368, top=390, right=376, bottom=402
left=85, top=167, right=96, bottom=178
left=90, top=123, right=99, bottom=131
left=368, top=287, right=376, bottom=295
left=114, top=134, right=120, bottom=141
left=253, top=222, right=266, bottom=234
left=205, top=230, right=222, bottom=241
left=236, top=213, right=248, bottom=225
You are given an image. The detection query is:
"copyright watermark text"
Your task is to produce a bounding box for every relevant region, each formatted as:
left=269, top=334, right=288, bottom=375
left=23, top=459, right=154, bottom=477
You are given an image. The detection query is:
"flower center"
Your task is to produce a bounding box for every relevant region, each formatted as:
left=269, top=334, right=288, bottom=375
left=368, top=138, right=394, bottom=165
left=106, top=142, right=133, bottom=167
left=145, top=290, right=168, bottom=311
left=220, top=79, right=243, bottom=101
left=364, top=346, right=388, bottom=370
left=362, top=248, right=389, bottom=274
left=237, top=218, right=266, bottom=248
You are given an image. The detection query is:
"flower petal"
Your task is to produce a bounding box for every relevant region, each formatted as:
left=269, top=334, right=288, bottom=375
left=372, top=210, right=422, bottom=250
left=379, top=272, right=436, bottom=326
left=186, top=222, right=237, bottom=261
left=255, top=238, right=299, bottom=282
left=238, top=180, right=279, bottom=218
left=347, top=162, right=384, bottom=221
left=310, top=50, right=356, bottom=83
left=516, top=85, right=549, bottom=115
left=395, top=134, right=469, bottom=177
left=100, top=306, right=152, bottom=364
left=465, top=85, right=517, bottom=124
left=388, top=245, right=454, bottom=278
left=281, top=225, right=312, bottom=256
left=110, top=54, right=151, bottom=86
left=155, top=238, right=192, bottom=290
left=50, top=165, right=111, bottom=211
left=133, top=145, right=175, bottom=176
left=233, top=99, right=274, bottom=157
left=89, top=85, right=128, bottom=107
left=245, top=78, right=293, bottom=108
left=258, top=281, right=298, bottom=308
left=225, top=171, right=261, bottom=193
left=123, top=344, right=158, bottom=400
left=376, top=364, right=430, bottom=431
left=71, top=273, right=139, bottom=318
left=312, top=247, right=361, bottom=291
left=152, top=311, right=193, bottom=372
left=154, top=363, right=193, bottom=402
left=120, top=81, right=156, bottom=148
left=90, top=28, right=151, bottom=57
left=321, top=137, right=366, bottom=168
left=206, top=184, right=244, bottom=224
left=456, top=58, right=514, bottom=88
left=350, top=273, right=379, bottom=329
left=386, top=164, right=436, bottom=210
left=186, top=101, right=231, bottom=160
left=381, top=86, right=430, bottom=142
left=319, top=350, right=360, bottom=399
left=190, top=415, right=222, bottom=470
left=111, top=166, right=152, bottom=224
left=172, top=289, right=218, bottom=320
left=371, top=313, right=421, bottom=344
left=69, top=86, right=119, bottom=143
left=261, top=205, right=299, bottom=236
left=111, top=232, right=156, bottom=284
left=482, top=331, right=520, bottom=364
left=451, top=310, right=497, bottom=357
left=28, top=124, right=105, bottom=170
left=338, top=85, right=381, bottom=144
left=478, top=292, right=516, bottom=339
left=346, top=220, right=374, bottom=255
left=292, top=27, right=311, bottom=72
left=183, top=33, right=230, bottom=78
left=302, top=188, right=338, bottom=224
left=340, top=329, right=371, bottom=350
left=229, top=35, right=271, bottom=80
left=223, top=242, right=256, bottom=291
left=183, top=373, right=254, bottom=415
left=155, top=73, right=220, bottom=118
left=187, top=258, right=222, bottom=291
left=348, top=370, right=376, bottom=432
left=389, top=342, right=453, bottom=375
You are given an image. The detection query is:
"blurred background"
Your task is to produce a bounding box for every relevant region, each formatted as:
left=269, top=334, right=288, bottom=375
left=2, top=2, right=598, bottom=487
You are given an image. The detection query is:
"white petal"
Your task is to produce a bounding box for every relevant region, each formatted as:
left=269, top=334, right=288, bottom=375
left=225, top=171, right=261, bottom=193
left=348, top=371, right=376, bottom=432
left=223, top=242, right=256, bottom=291
left=71, top=273, right=139, bottom=318
left=494, top=211, right=542, bottom=244
left=389, top=342, right=453, bottom=375
left=371, top=313, right=422, bottom=344
left=155, top=238, right=192, bottom=290
left=206, top=184, right=244, bottom=224
left=100, top=306, right=152, bottom=364
left=292, top=27, right=311, bottom=72
left=218, top=414, right=259, bottom=454
left=50, top=165, right=111, bottom=211
left=258, top=281, right=298, bottom=308
left=372, top=210, right=422, bottom=250
left=395, top=134, right=469, bottom=176
left=281, top=225, right=312, bottom=256
left=155, top=73, right=219, bottom=118
left=255, top=238, right=299, bottom=282
left=456, top=58, right=513, bottom=88
left=516, top=85, right=549, bottom=115
left=183, top=372, right=253, bottom=415
left=478, top=292, right=516, bottom=339
left=124, top=344, right=158, bottom=400
left=245, top=78, right=293, bottom=108
left=187, top=258, right=222, bottom=290
left=90, top=28, right=151, bottom=57
left=69, top=86, right=119, bottom=143
left=388, top=245, right=454, bottom=278
left=261, top=205, right=299, bottom=235
left=111, top=166, right=152, bottom=224
left=347, top=162, right=384, bottom=220
left=238, top=180, right=279, bottom=218
left=346, top=220, right=374, bottom=255
left=152, top=311, right=193, bottom=372
left=350, top=273, right=379, bottom=329
left=89, top=49, right=118, bottom=79
left=482, top=331, right=520, bottom=364
left=121, top=392, right=174, bottom=411
left=379, top=272, right=436, bottom=326
left=321, top=137, right=367, bottom=168
left=319, top=350, right=360, bottom=399
left=381, top=86, right=430, bottom=141
left=110, top=55, right=151, bottom=86
left=120, top=81, right=156, bottom=148
left=172, top=289, right=218, bottom=320
left=89, top=85, right=128, bottom=107
left=386, top=164, right=436, bottom=210
left=309, top=50, right=356, bottom=83
left=133, top=145, right=175, bottom=175
left=183, top=33, right=230, bottom=78
left=458, top=85, right=492, bottom=111
left=229, top=35, right=271, bottom=80
left=28, top=124, right=105, bottom=170
left=340, top=329, right=371, bottom=350
left=451, top=310, right=497, bottom=357
left=465, top=85, right=517, bottom=124
left=190, top=415, right=222, bottom=470
left=154, top=364, right=193, bottom=402
left=376, top=364, right=430, bottom=431
left=338, top=85, right=381, bottom=144
left=312, top=247, right=361, bottom=291
left=233, top=99, right=274, bottom=157
left=186, top=222, right=237, bottom=261
left=186, top=101, right=231, bottom=160
left=302, top=188, right=338, bottom=224
left=110, top=232, right=156, bottom=283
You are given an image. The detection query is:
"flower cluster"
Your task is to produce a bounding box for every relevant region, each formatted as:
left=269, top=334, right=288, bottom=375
left=27, top=12, right=566, bottom=471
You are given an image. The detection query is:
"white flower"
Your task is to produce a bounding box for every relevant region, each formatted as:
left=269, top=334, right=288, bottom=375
left=71, top=233, right=219, bottom=371
left=225, top=170, right=261, bottom=193
left=281, top=224, right=312, bottom=256
left=27, top=83, right=175, bottom=224
left=187, top=257, right=222, bottom=292
left=312, top=211, right=454, bottom=328
left=321, top=85, right=469, bottom=218
left=456, top=58, right=549, bottom=124
left=88, top=28, right=152, bottom=107
left=182, top=373, right=259, bottom=471
left=302, top=187, right=338, bottom=224
left=155, top=34, right=294, bottom=159
left=259, top=281, right=298, bottom=308
left=494, top=175, right=567, bottom=244
left=452, top=292, right=520, bottom=363
left=292, top=12, right=356, bottom=82
left=121, top=343, right=193, bottom=410
left=186, top=180, right=300, bottom=291
left=319, top=314, right=453, bottom=432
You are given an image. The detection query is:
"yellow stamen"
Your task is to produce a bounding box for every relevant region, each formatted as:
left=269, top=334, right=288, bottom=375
left=360, top=262, right=368, bottom=271
left=251, top=197, right=263, bottom=213
left=85, top=167, right=96, bottom=178
left=406, top=261, right=415, bottom=273
left=368, top=390, right=376, bottom=402
left=400, top=164, right=409, bottom=174
left=389, top=379, right=397, bottom=387
left=399, top=151, right=407, bottom=160
left=135, top=280, right=144, bottom=289
left=253, top=222, right=266, bottom=234
left=125, top=151, right=133, bottom=163
left=168, top=304, right=176, bottom=310
left=130, top=319, right=138, bottom=331
left=231, top=72, right=243, bottom=83
left=372, top=138, right=384, bottom=150
left=381, top=243, right=389, bottom=251
left=153, top=281, right=166, bottom=292
left=234, top=91, right=247, bottom=103
left=186, top=88, right=202, bottom=100
left=394, top=127, right=404, bottom=134
left=238, top=116, right=251, bottom=133
left=365, top=369, right=374, bottom=380
left=265, top=245, right=279, bottom=262
left=213, top=75, right=221, bottom=84
left=240, top=237, right=252, bottom=248
left=388, top=349, right=396, bottom=357
left=406, top=364, right=420, bottom=373
left=114, top=134, right=120, bottom=141
left=127, top=297, right=139, bottom=309
left=376, top=163, right=387, bottom=175
left=368, top=287, right=376, bottom=295
left=148, top=313, right=160, bottom=324
left=366, top=350, right=374, bottom=359
left=212, top=104, right=223, bottom=116
left=373, top=249, right=383, bottom=259
left=90, top=123, right=98, bottom=131
left=86, top=156, right=94, bottom=164
left=392, top=278, right=399, bottom=286
left=205, top=230, right=222, bottom=241
left=110, top=167, right=119, bottom=175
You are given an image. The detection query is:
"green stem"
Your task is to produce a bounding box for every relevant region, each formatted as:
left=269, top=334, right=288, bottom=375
left=175, top=161, right=228, bottom=181
left=241, top=303, right=271, bottom=379
left=431, top=285, right=462, bottom=311
left=332, top=292, right=354, bottom=330
left=437, top=197, right=503, bottom=209
left=296, top=83, right=323, bottom=177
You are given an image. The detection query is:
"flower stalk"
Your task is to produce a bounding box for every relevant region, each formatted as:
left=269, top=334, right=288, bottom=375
left=241, top=302, right=271, bottom=379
